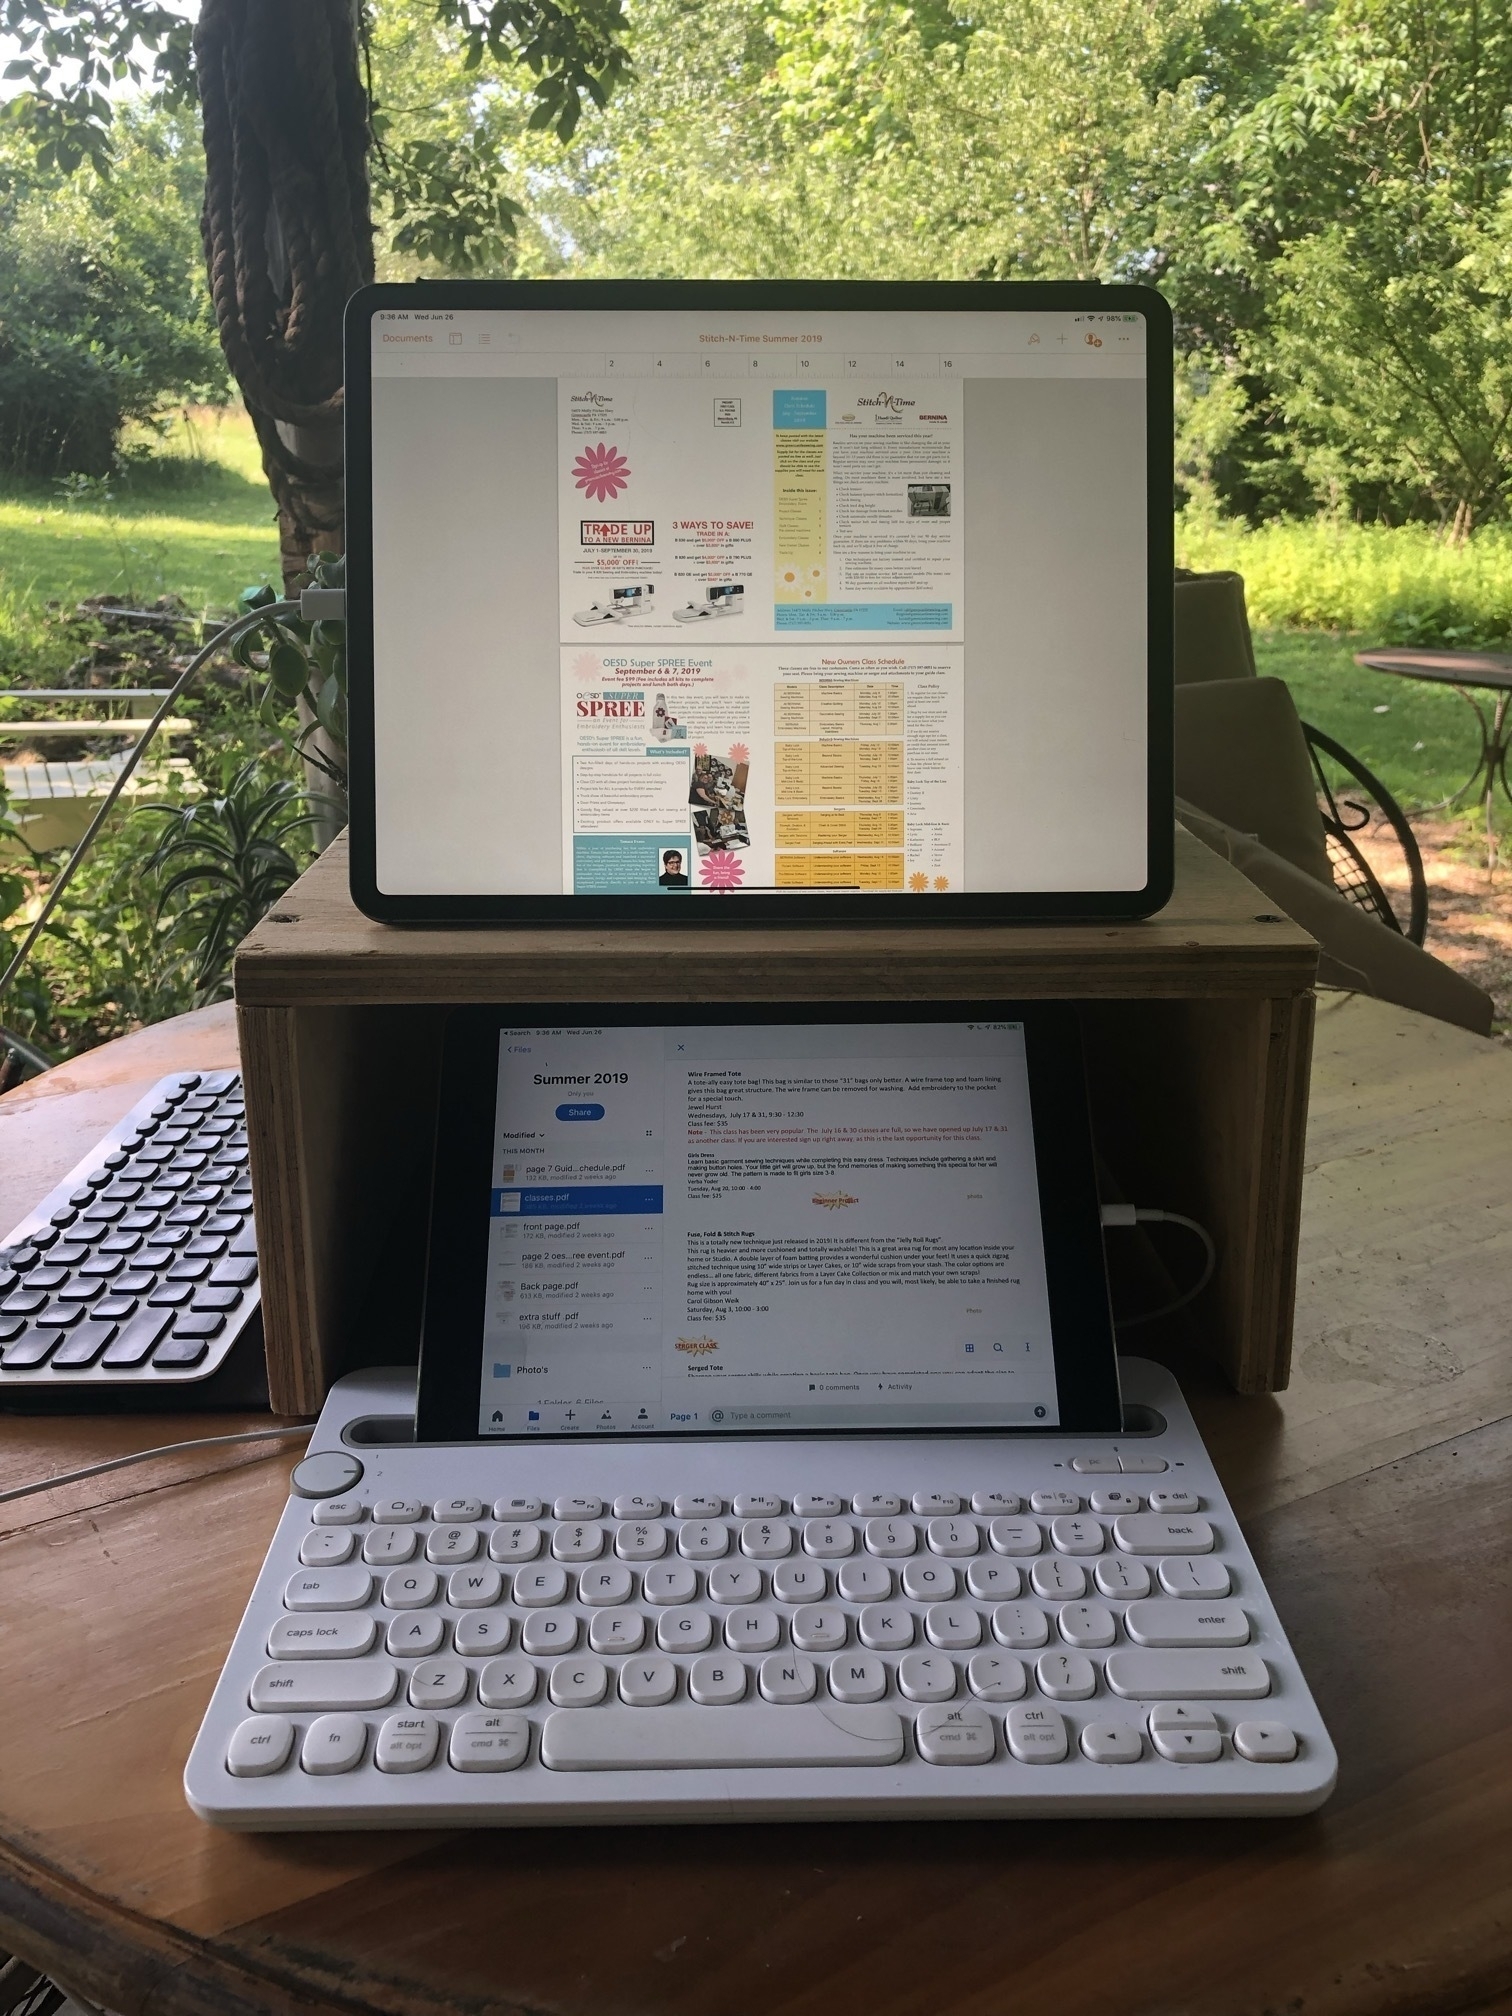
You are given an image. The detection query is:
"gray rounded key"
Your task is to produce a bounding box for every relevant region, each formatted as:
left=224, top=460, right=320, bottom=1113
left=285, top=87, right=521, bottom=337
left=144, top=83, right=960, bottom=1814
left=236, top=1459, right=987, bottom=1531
left=689, top=1655, right=748, bottom=1705
left=290, top=1452, right=364, bottom=1500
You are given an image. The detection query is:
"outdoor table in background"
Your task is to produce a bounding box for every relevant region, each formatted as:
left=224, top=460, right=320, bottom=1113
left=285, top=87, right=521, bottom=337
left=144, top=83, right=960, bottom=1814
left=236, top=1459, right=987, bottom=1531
left=1355, top=647, right=1512, bottom=854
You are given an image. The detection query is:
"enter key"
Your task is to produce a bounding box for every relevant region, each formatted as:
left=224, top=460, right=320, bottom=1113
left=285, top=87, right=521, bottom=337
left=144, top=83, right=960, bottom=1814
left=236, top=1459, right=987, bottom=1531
left=1123, top=1600, right=1250, bottom=1647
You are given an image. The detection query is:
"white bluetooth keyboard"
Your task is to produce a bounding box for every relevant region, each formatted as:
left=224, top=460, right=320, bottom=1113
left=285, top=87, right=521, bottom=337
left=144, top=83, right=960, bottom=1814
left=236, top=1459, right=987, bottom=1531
left=185, top=1359, right=1336, bottom=1825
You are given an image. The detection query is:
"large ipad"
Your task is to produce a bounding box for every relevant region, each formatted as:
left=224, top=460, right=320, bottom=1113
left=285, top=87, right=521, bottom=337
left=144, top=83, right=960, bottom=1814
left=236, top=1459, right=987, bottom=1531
left=345, top=280, right=1172, bottom=925
left=416, top=1004, right=1123, bottom=1441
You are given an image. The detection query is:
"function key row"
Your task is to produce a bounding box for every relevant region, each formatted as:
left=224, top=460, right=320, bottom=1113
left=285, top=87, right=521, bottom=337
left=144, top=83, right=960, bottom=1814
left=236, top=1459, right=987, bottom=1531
left=313, top=1487, right=1200, bottom=1527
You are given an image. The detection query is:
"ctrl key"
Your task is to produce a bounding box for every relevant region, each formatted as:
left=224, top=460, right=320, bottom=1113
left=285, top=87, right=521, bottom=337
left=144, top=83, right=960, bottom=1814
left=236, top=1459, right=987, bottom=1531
left=450, top=1711, right=530, bottom=1773
left=1005, top=1702, right=1068, bottom=1764
left=226, top=1715, right=294, bottom=1777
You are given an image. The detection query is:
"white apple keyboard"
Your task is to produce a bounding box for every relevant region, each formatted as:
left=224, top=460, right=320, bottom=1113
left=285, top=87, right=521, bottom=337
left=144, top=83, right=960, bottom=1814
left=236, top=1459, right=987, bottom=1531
left=184, top=1357, right=1336, bottom=1825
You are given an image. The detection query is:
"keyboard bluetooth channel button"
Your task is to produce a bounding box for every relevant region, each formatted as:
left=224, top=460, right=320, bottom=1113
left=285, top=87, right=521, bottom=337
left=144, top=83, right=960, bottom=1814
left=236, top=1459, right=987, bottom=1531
left=1114, top=1514, right=1215, bottom=1555
left=267, top=1613, right=376, bottom=1660
left=915, top=1702, right=995, bottom=1765
left=1106, top=1650, right=1270, bottom=1699
left=284, top=1567, right=371, bottom=1611
left=375, top=1714, right=440, bottom=1774
left=250, top=1661, right=398, bottom=1712
left=226, top=1715, right=294, bottom=1777
left=1005, top=1703, right=1068, bottom=1763
left=450, top=1712, right=529, bottom=1772
left=1124, top=1600, right=1249, bottom=1647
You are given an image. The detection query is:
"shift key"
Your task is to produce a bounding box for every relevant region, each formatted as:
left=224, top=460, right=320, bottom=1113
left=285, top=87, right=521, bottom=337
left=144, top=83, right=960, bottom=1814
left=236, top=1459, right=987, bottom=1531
left=210, top=1256, right=258, bottom=1287
left=1105, top=1649, right=1270, bottom=1698
left=249, top=1660, right=398, bottom=1711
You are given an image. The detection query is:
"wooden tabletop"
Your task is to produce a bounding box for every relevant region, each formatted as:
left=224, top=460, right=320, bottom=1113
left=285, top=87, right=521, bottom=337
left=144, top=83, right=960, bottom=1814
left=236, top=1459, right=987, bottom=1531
left=3, top=994, right=1510, bottom=2016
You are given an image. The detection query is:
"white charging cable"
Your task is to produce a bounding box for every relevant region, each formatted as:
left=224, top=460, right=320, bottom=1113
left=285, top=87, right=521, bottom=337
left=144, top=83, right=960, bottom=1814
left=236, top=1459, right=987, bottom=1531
left=1099, top=1203, right=1217, bottom=1326
left=0, top=1423, right=313, bottom=1507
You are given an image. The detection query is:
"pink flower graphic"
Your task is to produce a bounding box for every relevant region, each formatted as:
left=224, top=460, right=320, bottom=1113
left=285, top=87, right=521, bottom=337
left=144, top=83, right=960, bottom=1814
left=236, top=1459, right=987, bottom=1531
left=572, top=441, right=631, bottom=502
left=693, top=742, right=709, bottom=758
left=728, top=742, right=750, bottom=765
left=699, top=851, right=746, bottom=891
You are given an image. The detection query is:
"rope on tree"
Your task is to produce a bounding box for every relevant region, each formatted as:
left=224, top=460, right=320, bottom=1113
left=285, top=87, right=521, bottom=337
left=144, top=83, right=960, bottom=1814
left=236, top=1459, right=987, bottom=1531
left=194, top=0, right=374, bottom=583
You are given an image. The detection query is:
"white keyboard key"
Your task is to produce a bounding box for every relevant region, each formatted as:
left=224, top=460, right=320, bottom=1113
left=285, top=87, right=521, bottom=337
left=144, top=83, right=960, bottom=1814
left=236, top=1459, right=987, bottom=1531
left=927, top=1518, right=978, bottom=1557
left=1114, top=1514, right=1214, bottom=1555
left=621, top=1658, right=678, bottom=1706
left=725, top=1609, right=782, bottom=1651
left=1117, top=1453, right=1168, bottom=1473
left=454, top=1613, right=512, bottom=1656
left=512, top=1565, right=569, bottom=1607
left=1149, top=1489, right=1201, bottom=1513
left=901, top=1558, right=956, bottom=1601
left=1058, top=1601, right=1117, bottom=1649
left=540, top=1703, right=904, bottom=1769
left=915, top=1701, right=995, bottom=1764
left=613, top=1494, right=662, bottom=1518
left=970, top=1491, right=1020, bottom=1514
left=837, top=1560, right=890, bottom=1602
left=759, top=1654, right=816, bottom=1703
left=733, top=1493, right=782, bottom=1516
left=268, top=1614, right=376, bottom=1660
left=387, top=1613, right=445, bottom=1657
left=793, top=1492, right=844, bottom=1516
left=1090, top=1489, right=1142, bottom=1515
left=554, top=1496, right=603, bottom=1519
left=551, top=1523, right=604, bottom=1562
left=657, top=1609, right=715, bottom=1652
left=1233, top=1720, right=1298, bottom=1762
left=383, top=1566, right=440, bottom=1609
left=408, top=1658, right=468, bottom=1708
left=299, top=1529, right=355, bottom=1565
left=678, top=1520, right=730, bottom=1559
left=1005, top=1702, right=1067, bottom=1763
left=991, top=1602, right=1050, bottom=1649
left=1150, top=1702, right=1218, bottom=1733
left=1106, top=1650, right=1269, bottom=1698
left=375, top=1713, right=440, bottom=1773
left=227, top=1715, right=295, bottom=1776
left=521, top=1612, right=578, bottom=1655
left=588, top=1610, right=645, bottom=1653
left=689, top=1655, right=747, bottom=1705
left=898, top=1652, right=955, bottom=1702
left=433, top=1496, right=483, bottom=1522
left=988, top=1517, right=1042, bottom=1556
left=284, top=1567, right=371, bottom=1611
left=301, top=1713, right=366, bottom=1775
left=740, top=1519, right=794, bottom=1559
left=311, top=1497, right=365, bottom=1526
left=494, top=1496, right=543, bottom=1520
left=375, top=1499, right=424, bottom=1523
left=489, top=1524, right=542, bottom=1564
left=791, top=1605, right=846, bottom=1651
left=578, top=1563, right=634, bottom=1606
left=924, top=1604, right=982, bottom=1650
left=967, top=1652, right=1026, bottom=1701
left=771, top=1560, right=827, bottom=1603
left=864, top=1518, right=918, bottom=1557
left=853, top=1492, right=900, bottom=1516
left=477, top=1658, right=538, bottom=1707
left=1030, top=1557, right=1086, bottom=1599
left=449, top=1564, right=504, bottom=1608
left=1031, top=1491, right=1080, bottom=1514
left=1095, top=1556, right=1152, bottom=1598
left=550, top=1657, right=609, bottom=1706
left=966, top=1559, right=1021, bottom=1601
left=1150, top=1718, right=1223, bottom=1761
left=858, top=1605, right=914, bottom=1650
left=1036, top=1651, right=1096, bottom=1700
left=1070, top=1453, right=1121, bottom=1474
left=828, top=1654, right=886, bottom=1703
left=708, top=1562, right=764, bottom=1605
left=911, top=1491, right=959, bottom=1516
left=450, top=1711, right=529, bottom=1772
left=1124, top=1600, right=1248, bottom=1647
left=1081, top=1721, right=1143, bottom=1763
left=643, top=1562, right=698, bottom=1605
left=802, top=1519, right=855, bottom=1558
left=673, top=1493, right=722, bottom=1517
left=252, top=1661, right=398, bottom=1712
left=1159, top=1556, right=1231, bottom=1598
left=614, top=1522, right=666, bottom=1561
left=426, top=1526, right=480, bottom=1564
left=1050, top=1516, right=1104, bottom=1555
left=363, top=1525, right=417, bottom=1565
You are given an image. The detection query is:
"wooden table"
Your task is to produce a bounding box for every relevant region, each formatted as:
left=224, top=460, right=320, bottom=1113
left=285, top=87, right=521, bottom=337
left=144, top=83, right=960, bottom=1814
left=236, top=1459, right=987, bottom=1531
left=3, top=995, right=1511, bottom=2016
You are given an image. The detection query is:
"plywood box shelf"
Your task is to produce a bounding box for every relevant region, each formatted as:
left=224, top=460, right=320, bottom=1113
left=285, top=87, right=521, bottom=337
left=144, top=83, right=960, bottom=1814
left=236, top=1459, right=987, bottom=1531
left=234, top=828, right=1317, bottom=1414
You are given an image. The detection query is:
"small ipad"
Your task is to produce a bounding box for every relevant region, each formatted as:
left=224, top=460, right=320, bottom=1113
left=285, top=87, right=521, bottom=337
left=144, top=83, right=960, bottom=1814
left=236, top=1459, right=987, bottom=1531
left=416, top=1005, right=1121, bottom=1440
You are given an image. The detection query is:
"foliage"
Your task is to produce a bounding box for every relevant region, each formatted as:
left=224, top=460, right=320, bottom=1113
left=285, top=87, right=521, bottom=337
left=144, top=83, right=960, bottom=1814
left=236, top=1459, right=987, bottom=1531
left=0, top=105, right=228, bottom=477
left=229, top=553, right=349, bottom=790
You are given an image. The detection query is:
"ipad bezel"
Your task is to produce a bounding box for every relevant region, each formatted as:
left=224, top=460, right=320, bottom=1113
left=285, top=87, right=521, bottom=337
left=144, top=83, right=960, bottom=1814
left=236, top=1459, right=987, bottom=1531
left=344, top=277, right=1174, bottom=926
left=414, top=1001, right=1124, bottom=1442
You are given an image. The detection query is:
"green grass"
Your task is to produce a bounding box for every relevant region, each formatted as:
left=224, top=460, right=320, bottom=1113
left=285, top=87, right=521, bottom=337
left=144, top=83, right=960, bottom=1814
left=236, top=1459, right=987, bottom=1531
left=0, top=406, right=279, bottom=618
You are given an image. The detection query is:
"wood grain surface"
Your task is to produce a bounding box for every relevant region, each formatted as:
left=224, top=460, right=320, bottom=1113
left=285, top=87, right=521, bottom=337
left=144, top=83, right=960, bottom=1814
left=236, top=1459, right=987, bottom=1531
left=2, top=992, right=1510, bottom=2016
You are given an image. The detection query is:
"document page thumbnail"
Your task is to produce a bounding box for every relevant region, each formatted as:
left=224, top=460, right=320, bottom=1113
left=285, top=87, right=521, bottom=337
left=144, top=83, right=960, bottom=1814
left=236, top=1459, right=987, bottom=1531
left=477, top=1021, right=1060, bottom=1435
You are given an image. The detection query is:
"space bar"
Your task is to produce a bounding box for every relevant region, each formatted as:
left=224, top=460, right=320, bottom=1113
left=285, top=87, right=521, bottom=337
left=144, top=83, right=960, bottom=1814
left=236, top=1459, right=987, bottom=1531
left=541, top=1704, right=905, bottom=1771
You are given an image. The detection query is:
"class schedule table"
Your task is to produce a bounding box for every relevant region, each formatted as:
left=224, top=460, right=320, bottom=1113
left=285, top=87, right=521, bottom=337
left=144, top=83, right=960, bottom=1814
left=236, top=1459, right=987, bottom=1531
left=3, top=992, right=1510, bottom=2016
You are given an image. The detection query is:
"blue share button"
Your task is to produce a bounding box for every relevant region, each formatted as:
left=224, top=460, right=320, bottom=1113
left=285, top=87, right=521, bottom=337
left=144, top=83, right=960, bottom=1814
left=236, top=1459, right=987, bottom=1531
left=556, top=1102, right=605, bottom=1121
